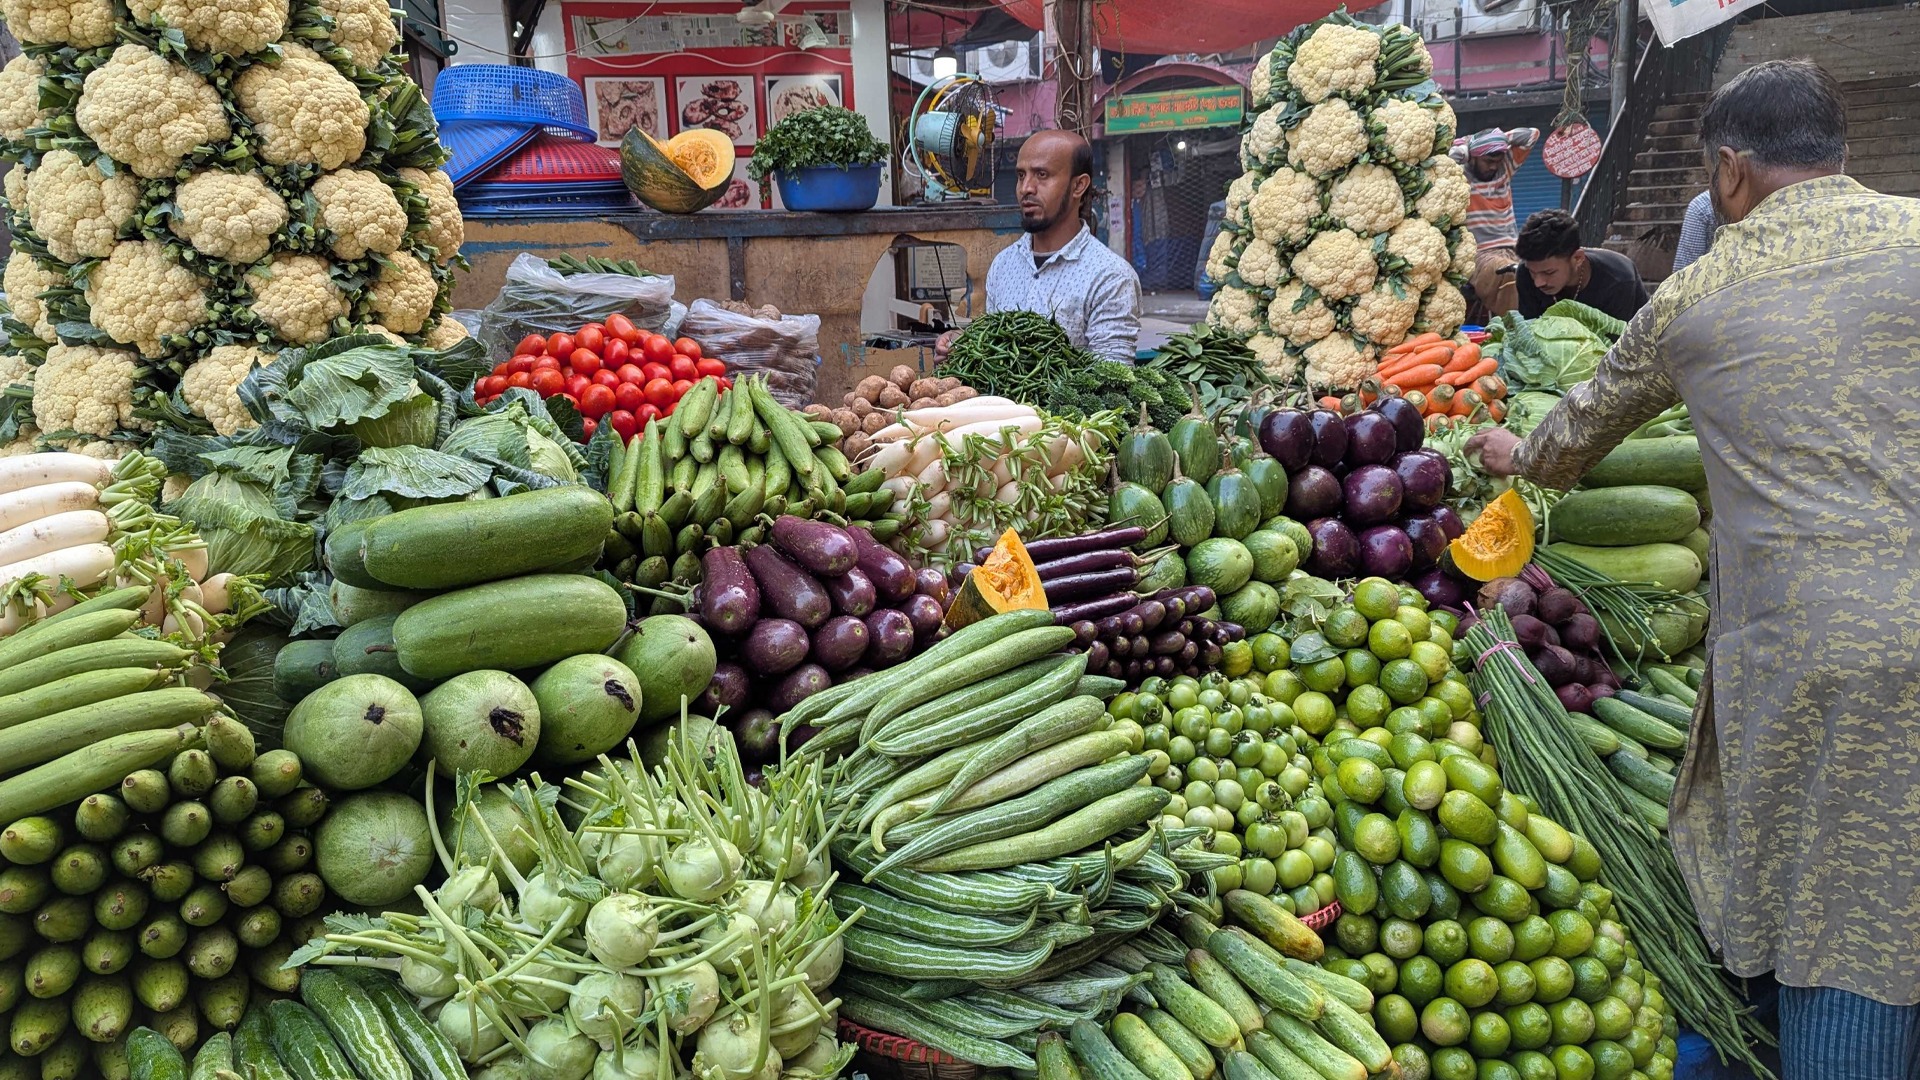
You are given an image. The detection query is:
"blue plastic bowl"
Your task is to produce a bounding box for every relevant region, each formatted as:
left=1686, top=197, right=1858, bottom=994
left=776, top=165, right=883, bottom=212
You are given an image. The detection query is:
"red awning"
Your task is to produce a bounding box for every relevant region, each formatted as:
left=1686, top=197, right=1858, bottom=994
left=992, top=0, right=1340, bottom=54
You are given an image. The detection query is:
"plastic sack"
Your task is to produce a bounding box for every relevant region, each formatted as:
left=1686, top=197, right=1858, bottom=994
left=678, top=298, right=821, bottom=407
left=477, top=253, right=676, bottom=358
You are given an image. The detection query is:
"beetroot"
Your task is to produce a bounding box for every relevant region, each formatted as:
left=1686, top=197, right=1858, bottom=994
left=1536, top=587, right=1579, bottom=626
left=1510, top=614, right=1552, bottom=651
left=1588, top=683, right=1617, bottom=701
left=1476, top=577, right=1537, bottom=617
left=1540, top=623, right=1561, bottom=649
left=1555, top=682, right=1593, bottom=713
left=1561, top=613, right=1601, bottom=651
left=1533, top=645, right=1579, bottom=687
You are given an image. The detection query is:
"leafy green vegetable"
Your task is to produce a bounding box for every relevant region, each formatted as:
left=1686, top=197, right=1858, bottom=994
left=439, top=392, right=583, bottom=491
left=1540, top=299, right=1626, bottom=342
left=1484, top=305, right=1617, bottom=394
left=1142, top=327, right=1273, bottom=419
left=338, top=446, right=493, bottom=502
left=936, top=311, right=1189, bottom=426
left=748, top=105, right=887, bottom=187
left=348, top=389, right=439, bottom=448
left=165, top=470, right=318, bottom=583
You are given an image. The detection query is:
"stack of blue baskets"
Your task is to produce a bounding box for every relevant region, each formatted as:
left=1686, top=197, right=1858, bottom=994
left=435, top=65, right=639, bottom=217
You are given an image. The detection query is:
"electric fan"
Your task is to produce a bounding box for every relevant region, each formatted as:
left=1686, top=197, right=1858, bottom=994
left=906, top=74, right=998, bottom=201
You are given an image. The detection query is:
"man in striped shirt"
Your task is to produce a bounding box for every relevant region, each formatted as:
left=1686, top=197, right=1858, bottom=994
left=1449, top=126, right=1540, bottom=321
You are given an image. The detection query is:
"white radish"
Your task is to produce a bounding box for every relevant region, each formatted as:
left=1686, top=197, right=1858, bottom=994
left=915, top=457, right=948, bottom=490
left=995, top=480, right=1021, bottom=504
left=869, top=423, right=913, bottom=443
left=903, top=438, right=941, bottom=479
left=946, top=415, right=1044, bottom=442
left=920, top=520, right=949, bottom=548
left=863, top=441, right=913, bottom=476
left=990, top=457, right=1015, bottom=488
left=0, top=483, right=102, bottom=534
left=160, top=608, right=205, bottom=639
left=0, top=454, right=115, bottom=498
left=880, top=476, right=917, bottom=503
left=0, top=543, right=115, bottom=593
left=172, top=546, right=209, bottom=584
left=900, top=403, right=1036, bottom=432
left=199, top=573, right=234, bottom=616
left=0, top=597, right=47, bottom=637
left=924, top=492, right=950, bottom=520
left=0, top=510, right=110, bottom=569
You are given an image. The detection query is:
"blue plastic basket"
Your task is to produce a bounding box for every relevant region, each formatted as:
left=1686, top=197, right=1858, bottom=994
left=440, top=119, right=542, bottom=188
left=432, top=65, right=595, bottom=141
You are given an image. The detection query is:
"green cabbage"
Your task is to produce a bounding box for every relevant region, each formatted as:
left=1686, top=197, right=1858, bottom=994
left=167, top=471, right=317, bottom=583
left=440, top=397, right=581, bottom=489
left=212, top=627, right=294, bottom=749
left=348, top=387, right=441, bottom=448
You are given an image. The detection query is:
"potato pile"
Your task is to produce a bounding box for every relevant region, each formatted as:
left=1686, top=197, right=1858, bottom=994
left=807, top=365, right=979, bottom=460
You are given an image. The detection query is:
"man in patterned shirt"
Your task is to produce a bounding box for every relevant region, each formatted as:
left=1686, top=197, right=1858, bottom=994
left=935, top=129, right=1141, bottom=364
left=1450, top=126, right=1540, bottom=321
left=1467, top=59, right=1920, bottom=1078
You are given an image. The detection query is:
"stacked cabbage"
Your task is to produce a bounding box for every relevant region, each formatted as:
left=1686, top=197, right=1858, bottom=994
left=1204, top=13, right=1473, bottom=391
left=0, top=0, right=467, bottom=455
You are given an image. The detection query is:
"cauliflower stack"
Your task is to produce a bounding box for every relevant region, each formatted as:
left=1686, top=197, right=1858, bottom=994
left=0, top=0, right=463, bottom=444
left=1204, top=13, right=1469, bottom=388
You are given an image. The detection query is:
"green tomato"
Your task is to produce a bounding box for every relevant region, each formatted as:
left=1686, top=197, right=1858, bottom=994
left=1259, top=742, right=1292, bottom=777
left=1246, top=821, right=1289, bottom=859
left=1184, top=806, right=1214, bottom=829
left=1229, top=731, right=1264, bottom=768
left=1278, top=765, right=1313, bottom=798
left=1204, top=727, right=1235, bottom=759
left=1184, top=781, right=1216, bottom=809
left=1208, top=863, right=1243, bottom=893
left=1197, top=689, right=1226, bottom=713
left=1143, top=749, right=1170, bottom=778
left=1254, top=781, right=1289, bottom=812
left=1236, top=801, right=1265, bottom=829
left=1174, top=706, right=1212, bottom=742
left=1187, top=757, right=1220, bottom=784
left=1241, top=857, right=1278, bottom=896
left=1211, top=831, right=1242, bottom=858
left=1142, top=723, right=1172, bottom=753
left=1237, top=766, right=1265, bottom=793
left=1226, top=680, right=1252, bottom=708
left=1167, top=683, right=1199, bottom=711
left=1214, top=778, right=1246, bottom=814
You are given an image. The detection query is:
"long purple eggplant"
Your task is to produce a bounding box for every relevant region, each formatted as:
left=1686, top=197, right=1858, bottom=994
left=1032, top=549, right=1137, bottom=580
left=744, top=544, right=831, bottom=628
left=1042, top=566, right=1142, bottom=604
left=974, top=525, right=1148, bottom=565
left=849, top=526, right=917, bottom=602
left=772, top=516, right=858, bottom=577
left=699, top=547, right=761, bottom=636
left=1050, top=592, right=1141, bottom=625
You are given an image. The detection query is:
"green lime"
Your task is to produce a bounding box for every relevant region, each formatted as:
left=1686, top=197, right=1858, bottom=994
left=1380, top=659, right=1432, bottom=705
left=1301, top=657, right=1348, bottom=694
left=1353, top=578, right=1402, bottom=622
left=1392, top=1045, right=1432, bottom=1080
left=1220, top=640, right=1253, bottom=677
left=1438, top=839, right=1493, bottom=894
left=1380, top=917, right=1424, bottom=959
left=1344, top=649, right=1383, bottom=688
left=1375, top=993, right=1419, bottom=1044
left=1262, top=669, right=1305, bottom=703
left=1328, top=957, right=1371, bottom=986
left=1468, top=1010, right=1512, bottom=1058
left=1346, top=683, right=1393, bottom=728
left=1439, top=790, right=1500, bottom=845
left=1421, top=998, right=1471, bottom=1047
left=1477, top=1060, right=1522, bottom=1080
left=1506, top=1003, right=1554, bottom=1050
left=1570, top=957, right=1612, bottom=1003
left=1494, top=959, right=1538, bottom=1006
left=1430, top=609, right=1460, bottom=635
left=1386, top=704, right=1430, bottom=737
left=1548, top=1045, right=1594, bottom=1080
left=1588, top=934, right=1627, bottom=975
left=1292, top=692, right=1336, bottom=735
left=1430, top=676, right=1475, bottom=719
left=1250, top=632, right=1289, bottom=673
left=1548, top=910, right=1595, bottom=959
left=1336, top=912, right=1378, bottom=955
left=1431, top=1047, right=1477, bottom=1080
left=1529, top=956, right=1575, bottom=1004
left=1587, top=1039, right=1635, bottom=1080
left=1361, top=952, right=1399, bottom=995
left=1399, top=955, right=1444, bottom=1007
left=1395, top=605, right=1433, bottom=642
left=1325, top=606, right=1372, bottom=648
left=1404, top=759, right=1448, bottom=810
left=1510, top=1050, right=1557, bottom=1080
left=1468, top=916, right=1516, bottom=963
left=1423, top=920, right=1467, bottom=967
left=1369, top=618, right=1415, bottom=661
left=1418, top=696, right=1458, bottom=735
left=1590, top=996, right=1635, bottom=1041
left=1410, top=639, right=1453, bottom=682
left=1352, top=813, right=1401, bottom=864
left=1511, top=916, right=1556, bottom=962
left=1567, top=833, right=1603, bottom=882
left=1619, top=1027, right=1658, bottom=1068
left=1547, top=997, right=1596, bottom=1045
left=1444, top=959, right=1498, bottom=1008
left=1431, top=627, right=1455, bottom=654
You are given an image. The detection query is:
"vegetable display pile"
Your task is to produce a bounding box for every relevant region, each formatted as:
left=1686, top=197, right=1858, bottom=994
left=1140, top=328, right=1276, bottom=421
left=1480, top=301, right=1623, bottom=395
left=475, top=319, right=731, bottom=443
left=0, top=0, right=466, bottom=455
left=935, top=311, right=1191, bottom=430
left=1320, top=332, right=1510, bottom=432
left=1204, top=12, right=1470, bottom=389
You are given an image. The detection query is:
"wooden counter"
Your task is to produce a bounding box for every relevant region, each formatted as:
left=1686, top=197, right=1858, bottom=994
left=454, top=206, right=1024, bottom=404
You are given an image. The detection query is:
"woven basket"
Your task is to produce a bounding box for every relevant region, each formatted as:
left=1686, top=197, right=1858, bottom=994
left=839, top=1019, right=982, bottom=1080
left=1301, top=899, right=1343, bottom=933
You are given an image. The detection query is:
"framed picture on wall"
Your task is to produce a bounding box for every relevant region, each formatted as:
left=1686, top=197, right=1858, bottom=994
left=708, top=160, right=760, bottom=211
left=585, top=77, right=666, bottom=146
left=675, top=75, right=758, bottom=147
left=765, top=74, right=842, bottom=127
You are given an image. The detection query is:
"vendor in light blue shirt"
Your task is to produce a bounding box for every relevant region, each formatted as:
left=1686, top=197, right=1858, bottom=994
left=935, top=130, right=1142, bottom=364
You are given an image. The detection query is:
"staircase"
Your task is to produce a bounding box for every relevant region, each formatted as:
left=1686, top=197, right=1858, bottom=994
left=1601, top=5, right=1920, bottom=286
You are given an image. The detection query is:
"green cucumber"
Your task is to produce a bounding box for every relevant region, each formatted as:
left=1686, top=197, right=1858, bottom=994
left=1221, top=1049, right=1289, bottom=1080
left=1184, top=948, right=1263, bottom=1035
left=1037, top=1032, right=1086, bottom=1080
left=393, top=573, right=625, bottom=679
left=125, top=1027, right=186, bottom=1080
left=1071, top=1019, right=1154, bottom=1080
left=359, top=485, right=614, bottom=590
left=1549, top=485, right=1700, bottom=546
left=1312, top=995, right=1391, bottom=1073
left=1205, top=929, right=1323, bottom=1022
left=1139, top=1008, right=1216, bottom=1080
left=1245, top=1030, right=1334, bottom=1080
left=1145, top=965, right=1241, bottom=1050
left=1110, top=1012, right=1194, bottom=1080
left=1614, top=688, right=1694, bottom=729
left=188, top=1031, right=231, bottom=1080
left=1259, top=1014, right=1366, bottom=1080
left=1607, top=750, right=1677, bottom=803
left=1645, top=666, right=1699, bottom=706
left=1590, top=697, right=1686, bottom=749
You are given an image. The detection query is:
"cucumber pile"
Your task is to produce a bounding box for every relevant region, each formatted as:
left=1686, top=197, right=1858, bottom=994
left=0, top=714, right=333, bottom=1078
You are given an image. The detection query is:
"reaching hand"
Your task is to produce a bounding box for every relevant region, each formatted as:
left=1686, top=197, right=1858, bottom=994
left=1463, top=427, right=1523, bottom=478
left=933, top=329, right=960, bottom=362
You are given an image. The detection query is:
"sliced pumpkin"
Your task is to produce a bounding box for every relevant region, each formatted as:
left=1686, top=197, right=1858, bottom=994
left=621, top=128, right=737, bottom=214
left=1449, top=488, right=1535, bottom=581
left=945, top=528, right=1047, bottom=630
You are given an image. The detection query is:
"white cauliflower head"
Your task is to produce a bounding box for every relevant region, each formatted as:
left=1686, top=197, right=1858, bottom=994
left=4, top=251, right=63, bottom=341
left=419, top=315, right=470, bottom=350
left=1416, top=280, right=1467, bottom=336
left=76, top=45, right=232, bottom=180
left=1370, top=96, right=1444, bottom=168
left=0, top=55, right=51, bottom=141
left=33, top=342, right=143, bottom=437
left=1447, top=226, right=1478, bottom=283
left=0, top=351, right=33, bottom=388
left=126, top=0, right=289, bottom=56
left=1290, top=228, right=1376, bottom=302
left=1241, top=108, right=1288, bottom=172
left=1414, top=155, right=1471, bottom=227
left=1267, top=283, right=1336, bottom=347
left=396, top=167, right=464, bottom=264
left=1248, top=167, right=1321, bottom=249
left=249, top=253, right=347, bottom=344
left=1235, top=238, right=1286, bottom=290
left=171, top=170, right=289, bottom=265
left=1225, top=172, right=1259, bottom=230
left=1204, top=231, right=1238, bottom=285
left=1250, top=57, right=1274, bottom=111
left=234, top=44, right=370, bottom=170
left=26, top=149, right=140, bottom=264
left=1207, top=286, right=1265, bottom=338
left=1247, top=332, right=1293, bottom=380
left=361, top=324, right=406, bottom=344
left=1303, top=334, right=1376, bottom=390
left=1386, top=217, right=1449, bottom=291
left=1287, top=99, right=1368, bottom=179
left=180, top=343, right=272, bottom=435
left=84, top=240, right=210, bottom=357
left=2, top=164, right=26, bottom=222
left=1288, top=23, right=1380, bottom=103
left=1, top=0, right=115, bottom=47
left=319, top=0, right=400, bottom=67
left=367, top=252, right=436, bottom=334
left=1349, top=281, right=1421, bottom=345
left=1326, top=163, right=1406, bottom=237
left=311, top=168, right=407, bottom=261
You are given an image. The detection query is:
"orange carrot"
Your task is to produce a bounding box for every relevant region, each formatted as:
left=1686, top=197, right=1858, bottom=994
left=1485, top=399, right=1507, bottom=423
left=1474, top=374, right=1508, bottom=400
left=1441, top=342, right=1482, bottom=373
left=1376, top=352, right=1436, bottom=380
left=1401, top=389, right=1428, bottom=413
left=1442, top=359, right=1498, bottom=386
left=1390, top=331, right=1444, bottom=355
left=1390, top=363, right=1445, bottom=387
left=1319, top=395, right=1344, bottom=410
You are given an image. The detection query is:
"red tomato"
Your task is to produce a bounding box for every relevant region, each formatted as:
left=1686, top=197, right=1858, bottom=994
left=668, top=356, right=697, bottom=382
left=579, top=383, right=616, bottom=419
left=593, top=369, right=621, bottom=389
left=616, top=364, right=645, bottom=385
left=531, top=355, right=561, bottom=372
left=576, top=325, right=606, bottom=355
left=607, top=314, right=639, bottom=344
left=581, top=416, right=598, bottom=439
left=491, top=361, right=511, bottom=376
left=635, top=402, right=662, bottom=426
left=564, top=373, right=591, bottom=399
left=569, top=349, right=603, bottom=376
left=640, top=362, right=670, bottom=384
left=614, top=381, right=644, bottom=412
left=607, top=409, right=639, bottom=442
left=642, top=335, right=673, bottom=366
left=603, top=338, right=631, bottom=367
left=507, top=371, right=533, bottom=389
left=545, top=333, right=575, bottom=358
left=669, top=379, right=693, bottom=400
left=505, top=356, right=534, bottom=376
left=674, top=337, right=702, bottom=361
left=695, top=357, right=727, bottom=379
left=531, top=368, right=565, bottom=396
left=643, top=378, right=676, bottom=409
left=515, top=334, right=547, bottom=356
left=717, top=377, right=732, bottom=391
left=477, top=376, right=505, bottom=397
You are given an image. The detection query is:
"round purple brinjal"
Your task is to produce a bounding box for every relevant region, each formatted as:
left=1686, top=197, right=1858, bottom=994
left=1342, top=464, right=1404, bottom=527
left=698, top=661, right=753, bottom=713
left=769, top=664, right=832, bottom=712
left=1413, top=567, right=1466, bottom=609
left=1372, top=396, right=1425, bottom=453
left=1392, top=451, right=1449, bottom=513
left=1259, top=409, right=1316, bottom=472
left=900, top=593, right=946, bottom=642
left=1344, top=412, right=1398, bottom=468
left=864, top=608, right=915, bottom=667
left=810, top=615, right=871, bottom=672
left=1357, top=525, right=1414, bottom=580
left=730, top=708, right=780, bottom=765
left=1305, top=518, right=1361, bottom=578
left=1403, top=514, right=1448, bottom=571
left=915, top=568, right=951, bottom=606
left=740, top=619, right=810, bottom=676
left=1308, top=410, right=1349, bottom=469
left=1430, top=505, right=1466, bottom=540
left=1284, top=465, right=1344, bottom=520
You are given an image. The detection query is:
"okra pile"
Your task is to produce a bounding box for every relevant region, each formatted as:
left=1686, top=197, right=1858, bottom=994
left=0, top=718, right=330, bottom=1078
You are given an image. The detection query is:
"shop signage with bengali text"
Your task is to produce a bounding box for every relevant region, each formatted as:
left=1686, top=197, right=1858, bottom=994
left=1103, top=87, right=1244, bottom=134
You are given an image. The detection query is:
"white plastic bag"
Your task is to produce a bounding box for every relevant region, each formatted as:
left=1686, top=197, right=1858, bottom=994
left=477, top=253, right=676, bottom=357
left=679, top=298, right=821, bottom=407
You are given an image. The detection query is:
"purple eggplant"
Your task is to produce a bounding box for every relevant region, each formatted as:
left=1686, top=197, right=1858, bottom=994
left=1391, top=451, right=1449, bottom=513
left=1372, top=396, right=1426, bottom=453
left=771, top=516, right=858, bottom=577
left=769, top=664, right=832, bottom=712
left=1308, top=410, right=1349, bottom=469
left=744, top=544, right=832, bottom=628
left=864, top=608, right=915, bottom=666
left=900, top=593, right=946, bottom=639
left=1343, top=412, right=1398, bottom=468
left=1305, top=518, right=1362, bottom=578
left=699, top=547, right=762, bottom=636
left=1085, top=640, right=1110, bottom=669
left=1284, top=465, right=1344, bottom=520
left=1413, top=568, right=1466, bottom=609
left=1071, top=620, right=1099, bottom=646
left=1358, top=525, right=1414, bottom=580
left=741, top=619, right=810, bottom=676
left=698, top=661, right=754, bottom=713
left=811, top=616, right=871, bottom=672
left=849, top=526, right=918, bottom=602
left=1431, top=505, right=1466, bottom=540
left=823, top=568, right=877, bottom=618
left=1343, top=464, right=1404, bottom=526
left=914, top=567, right=951, bottom=606
left=729, top=708, right=780, bottom=765
left=1033, top=549, right=1136, bottom=580
left=1043, top=566, right=1142, bottom=604
left=1259, top=409, right=1315, bottom=472
left=1051, top=592, right=1141, bottom=625
left=1403, top=515, right=1448, bottom=571
left=1007, top=526, right=1148, bottom=564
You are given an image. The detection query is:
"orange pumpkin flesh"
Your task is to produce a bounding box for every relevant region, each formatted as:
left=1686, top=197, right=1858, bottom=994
left=945, top=529, right=1048, bottom=629
left=1448, top=488, right=1535, bottom=581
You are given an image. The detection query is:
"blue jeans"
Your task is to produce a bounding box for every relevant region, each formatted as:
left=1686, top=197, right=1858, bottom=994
left=1779, top=985, right=1920, bottom=1080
